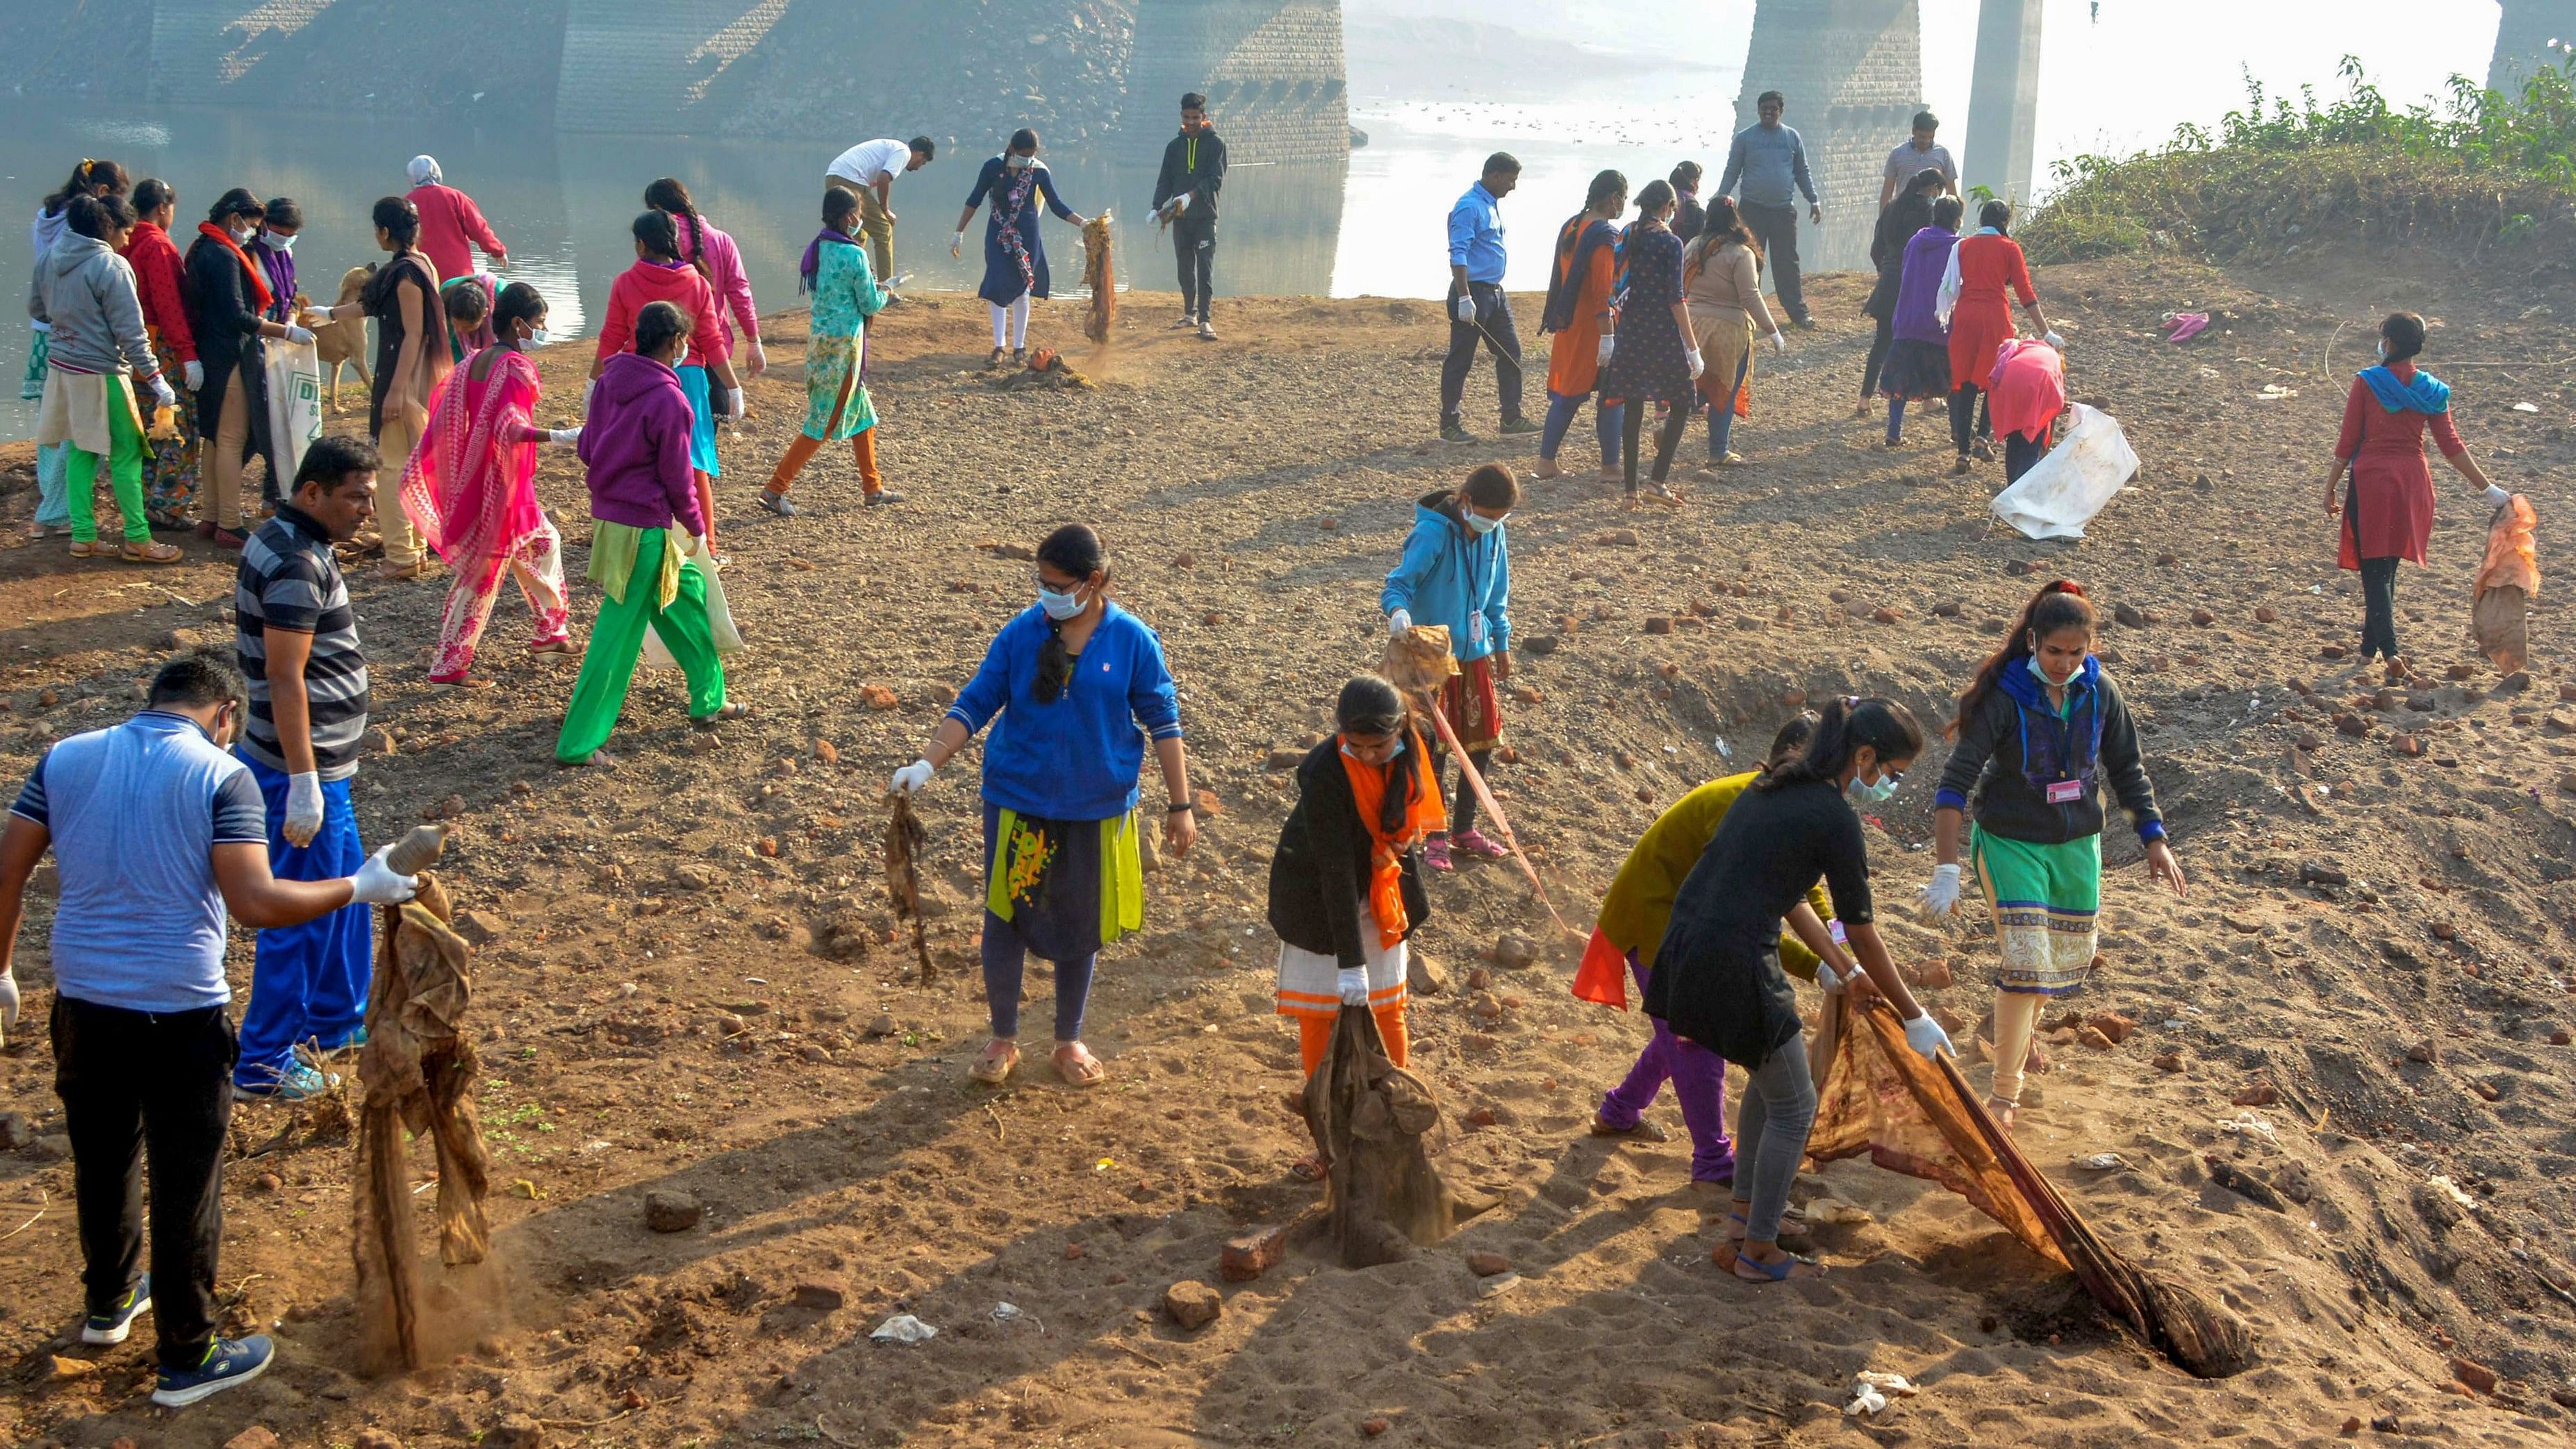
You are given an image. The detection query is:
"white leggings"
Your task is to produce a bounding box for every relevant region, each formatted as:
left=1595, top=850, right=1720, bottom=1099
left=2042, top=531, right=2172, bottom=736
left=989, top=295, right=1031, bottom=349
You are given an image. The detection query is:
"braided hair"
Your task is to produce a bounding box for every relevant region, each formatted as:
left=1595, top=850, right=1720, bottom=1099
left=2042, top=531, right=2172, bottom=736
left=644, top=177, right=714, bottom=281
left=1032, top=524, right=1106, bottom=704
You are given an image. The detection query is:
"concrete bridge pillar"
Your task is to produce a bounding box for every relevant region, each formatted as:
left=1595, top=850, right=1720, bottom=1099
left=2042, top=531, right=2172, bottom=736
left=1734, top=0, right=1926, bottom=273
left=2488, top=1, right=2576, bottom=94
left=1963, top=0, right=2041, bottom=205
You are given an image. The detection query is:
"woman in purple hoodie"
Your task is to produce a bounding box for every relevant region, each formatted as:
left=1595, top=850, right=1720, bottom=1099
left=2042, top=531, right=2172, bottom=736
left=555, top=301, right=747, bottom=765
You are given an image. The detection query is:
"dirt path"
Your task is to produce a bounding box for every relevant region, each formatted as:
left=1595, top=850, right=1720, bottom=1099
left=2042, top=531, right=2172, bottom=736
left=2, top=250, right=2573, bottom=1448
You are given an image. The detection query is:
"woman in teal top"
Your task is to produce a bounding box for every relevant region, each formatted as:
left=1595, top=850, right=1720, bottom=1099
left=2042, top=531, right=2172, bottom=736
left=761, top=187, right=898, bottom=515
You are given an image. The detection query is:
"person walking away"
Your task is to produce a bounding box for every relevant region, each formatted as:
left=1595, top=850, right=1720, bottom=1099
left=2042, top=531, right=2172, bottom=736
left=399, top=283, right=579, bottom=688
left=648, top=177, right=768, bottom=383
left=1589, top=713, right=1865, bottom=1194
left=591, top=211, right=743, bottom=557
left=1988, top=336, right=2065, bottom=483
left=402, top=156, right=506, bottom=289
left=1938, top=200, right=2056, bottom=477
left=0, top=650, right=419, bottom=1407
left=120, top=180, right=201, bottom=529
left=231, top=437, right=389, bottom=1097
left=1918, top=582, right=2185, bottom=1127
left=1269, top=675, right=1438, bottom=1179
left=1153, top=93, right=1229, bottom=339
left=1879, top=110, right=1958, bottom=208
left=186, top=190, right=314, bottom=549
left=1669, top=161, right=1707, bottom=242
left=952, top=129, right=1091, bottom=367
left=249, top=198, right=305, bottom=515
left=1381, top=464, right=1514, bottom=872
left=304, top=198, right=447, bottom=579
left=29, top=160, right=130, bottom=540
left=556, top=303, right=743, bottom=766
left=825, top=135, right=935, bottom=283
left=1718, top=92, right=1819, bottom=329
left=1601, top=181, right=1699, bottom=504
left=2322, top=310, right=2507, bottom=676
left=31, top=195, right=182, bottom=564
left=764, top=188, right=898, bottom=515
left=1857, top=169, right=1945, bottom=417
left=888, top=524, right=1195, bottom=1088
left=1648, top=698, right=1953, bottom=1280
left=1534, top=169, right=1628, bottom=483
left=1877, top=194, right=1963, bottom=447
left=1438, top=153, right=1536, bottom=444
left=1681, top=197, right=1787, bottom=476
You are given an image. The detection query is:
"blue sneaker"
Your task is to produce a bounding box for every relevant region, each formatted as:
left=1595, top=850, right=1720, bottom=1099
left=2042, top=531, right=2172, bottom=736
left=235, top=1063, right=339, bottom=1100
left=152, top=1334, right=273, bottom=1407
left=324, top=1026, right=368, bottom=1054
left=82, top=1273, right=151, bottom=1345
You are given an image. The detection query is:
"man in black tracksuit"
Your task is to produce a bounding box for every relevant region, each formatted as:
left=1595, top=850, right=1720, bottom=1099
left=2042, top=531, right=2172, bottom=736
left=1153, top=92, right=1228, bottom=339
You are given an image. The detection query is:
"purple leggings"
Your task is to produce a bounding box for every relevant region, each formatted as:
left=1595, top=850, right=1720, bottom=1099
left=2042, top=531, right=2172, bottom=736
left=1596, top=956, right=1735, bottom=1184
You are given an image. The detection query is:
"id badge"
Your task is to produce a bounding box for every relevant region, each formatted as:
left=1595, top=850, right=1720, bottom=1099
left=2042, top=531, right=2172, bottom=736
left=1467, top=609, right=1489, bottom=646
left=2045, top=779, right=2084, bottom=804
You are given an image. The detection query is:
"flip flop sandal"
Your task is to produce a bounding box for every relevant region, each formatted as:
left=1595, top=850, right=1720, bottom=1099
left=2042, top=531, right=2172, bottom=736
left=67, top=540, right=99, bottom=558
left=690, top=702, right=750, bottom=729
left=120, top=540, right=183, bottom=565
left=427, top=676, right=493, bottom=692
left=1590, top=1116, right=1670, bottom=1143
left=1289, top=1152, right=1331, bottom=1182
left=1052, top=1042, right=1105, bottom=1088
left=1725, top=1208, right=1813, bottom=1246
left=971, top=1039, right=1020, bottom=1085
left=527, top=638, right=575, bottom=656
left=1732, top=1249, right=1825, bottom=1282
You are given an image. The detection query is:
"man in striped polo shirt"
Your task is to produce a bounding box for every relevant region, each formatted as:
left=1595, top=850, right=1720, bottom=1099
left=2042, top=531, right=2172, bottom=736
left=233, top=435, right=379, bottom=1098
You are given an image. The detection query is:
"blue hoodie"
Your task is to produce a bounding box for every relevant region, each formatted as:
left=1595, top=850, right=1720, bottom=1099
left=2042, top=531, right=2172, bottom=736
left=946, top=602, right=1184, bottom=821
left=1381, top=490, right=1510, bottom=663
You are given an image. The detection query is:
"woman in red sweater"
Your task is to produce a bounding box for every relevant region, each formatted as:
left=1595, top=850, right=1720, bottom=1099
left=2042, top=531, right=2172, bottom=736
left=2322, top=311, right=2507, bottom=674
left=591, top=211, right=741, bottom=556
left=120, top=179, right=201, bottom=528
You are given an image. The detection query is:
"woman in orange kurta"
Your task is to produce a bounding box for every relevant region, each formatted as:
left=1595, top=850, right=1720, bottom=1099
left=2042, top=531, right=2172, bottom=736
left=1938, top=201, right=2054, bottom=477
left=1536, top=169, right=1629, bottom=482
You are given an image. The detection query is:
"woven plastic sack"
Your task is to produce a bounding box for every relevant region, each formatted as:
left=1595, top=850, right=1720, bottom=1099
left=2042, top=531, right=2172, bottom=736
left=2473, top=495, right=2538, bottom=672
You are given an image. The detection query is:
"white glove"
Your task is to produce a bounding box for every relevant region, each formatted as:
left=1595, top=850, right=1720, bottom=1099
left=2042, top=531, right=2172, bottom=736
left=1173, top=194, right=1191, bottom=216
left=1337, top=966, right=1369, bottom=1005
left=1813, top=961, right=1849, bottom=995
left=891, top=759, right=935, bottom=795
left=1685, top=347, right=1706, bottom=381
left=1903, top=1012, right=1956, bottom=1061
left=283, top=770, right=324, bottom=848
left=950, top=231, right=966, bottom=258
left=581, top=379, right=596, bottom=416
left=1596, top=333, right=1615, bottom=367
left=1387, top=608, right=1412, bottom=638
left=1453, top=295, right=1478, bottom=324
left=1769, top=331, right=1788, bottom=355
left=347, top=843, right=420, bottom=906
left=725, top=387, right=745, bottom=417
left=0, top=970, right=18, bottom=1044
left=2483, top=483, right=2513, bottom=508
left=1918, top=863, right=1963, bottom=919
left=2042, top=330, right=2067, bottom=350
left=745, top=340, right=768, bottom=379
left=145, top=374, right=176, bottom=410
left=547, top=427, right=581, bottom=446
left=182, top=359, right=204, bottom=392
left=282, top=324, right=315, bottom=346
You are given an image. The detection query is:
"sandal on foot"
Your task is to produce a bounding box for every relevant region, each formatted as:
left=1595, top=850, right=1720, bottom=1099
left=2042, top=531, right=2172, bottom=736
left=1733, top=1248, right=1826, bottom=1282
left=1450, top=827, right=1508, bottom=861
left=427, top=674, right=491, bottom=692
left=1590, top=1114, right=1669, bottom=1143
left=1984, top=1094, right=2020, bottom=1128
left=971, top=1038, right=1020, bottom=1085
left=691, top=702, right=750, bottom=729
left=556, top=749, right=617, bottom=770
left=757, top=488, right=797, bottom=518
left=121, top=540, right=183, bottom=565
left=528, top=637, right=575, bottom=656
left=377, top=559, right=430, bottom=582
left=1289, top=1152, right=1331, bottom=1182
left=67, top=540, right=101, bottom=558
left=1052, top=1041, right=1105, bottom=1087
left=986, top=347, right=1007, bottom=369
left=1947, top=455, right=1974, bottom=477
left=1530, top=459, right=1564, bottom=481
left=1421, top=835, right=1455, bottom=873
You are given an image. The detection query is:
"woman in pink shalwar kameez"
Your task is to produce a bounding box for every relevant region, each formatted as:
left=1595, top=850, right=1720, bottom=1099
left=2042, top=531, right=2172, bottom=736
left=401, top=281, right=581, bottom=686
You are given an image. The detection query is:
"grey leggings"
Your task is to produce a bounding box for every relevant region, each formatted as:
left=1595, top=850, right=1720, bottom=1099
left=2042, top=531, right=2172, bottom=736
left=1735, top=1031, right=1817, bottom=1242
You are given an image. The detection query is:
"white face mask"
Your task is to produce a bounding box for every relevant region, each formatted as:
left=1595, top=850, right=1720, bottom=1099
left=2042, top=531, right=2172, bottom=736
left=672, top=343, right=689, bottom=370
left=1006, top=153, right=1037, bottom=171
left=2377, top=341, right=2388, bottom=362
left=529, top=328, right=550, bottom=345
left=262, top=231, right=295, bottom=253
left=230, top=222, right=258, bottom=245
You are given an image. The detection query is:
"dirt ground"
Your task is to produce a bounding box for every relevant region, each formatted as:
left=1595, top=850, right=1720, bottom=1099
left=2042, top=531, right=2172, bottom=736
left=2, top=240, right=2575, bottom=1448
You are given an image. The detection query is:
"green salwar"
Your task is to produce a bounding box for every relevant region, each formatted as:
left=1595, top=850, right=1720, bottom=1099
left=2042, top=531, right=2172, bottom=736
left=554, top=525, right=725, bottom=762
left=1970, top=825, right=2101, bottom=996
left=68, top=375, right=151, bottom=545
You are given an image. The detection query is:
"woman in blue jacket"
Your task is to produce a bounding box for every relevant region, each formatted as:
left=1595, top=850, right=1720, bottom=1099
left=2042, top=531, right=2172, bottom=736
left=891, top=524, right=1196, bottom=1086
left=1381, top=463, right=1514, bottom=872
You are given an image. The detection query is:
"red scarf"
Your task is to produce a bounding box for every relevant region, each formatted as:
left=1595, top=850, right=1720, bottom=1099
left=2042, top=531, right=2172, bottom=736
left=195, top=222, right=273, bottom=313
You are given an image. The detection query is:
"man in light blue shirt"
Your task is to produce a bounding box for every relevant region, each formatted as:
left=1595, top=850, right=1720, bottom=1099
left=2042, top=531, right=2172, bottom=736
left=1439, top=152, right=1539, bottom=444
left=1718, top=90, right=1822, bottom=329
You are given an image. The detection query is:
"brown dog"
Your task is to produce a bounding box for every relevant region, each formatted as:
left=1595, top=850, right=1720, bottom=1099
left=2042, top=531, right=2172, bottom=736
left=310, top=265, right=373, bottom=413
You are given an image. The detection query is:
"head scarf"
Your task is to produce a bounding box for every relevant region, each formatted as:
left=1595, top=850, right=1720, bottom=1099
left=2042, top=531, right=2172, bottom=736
left=407, top=156, right=442, bottom=188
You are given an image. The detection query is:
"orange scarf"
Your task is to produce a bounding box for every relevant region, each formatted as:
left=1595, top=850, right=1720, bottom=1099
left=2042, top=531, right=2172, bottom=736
left=1338, top=727, right=1445, bottom=948
left=195, top=221, right=273, bottom=313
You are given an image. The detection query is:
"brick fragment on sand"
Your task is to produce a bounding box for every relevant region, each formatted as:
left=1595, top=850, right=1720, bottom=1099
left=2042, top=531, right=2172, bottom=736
left=1163, top=1280, right=1222, bottom=1330
left=1362, top=1418, right=1392, bottom=1437
left=2231, top=1083, right=2278, bottom=1107
left=1644, top=616, right=1674, bottom=635
left=2153, top=1050, right=2186, bottom=1073
left=791, top=1281, right=846, bottom=1311
left=2088, top=1012, right=2135, bottom=1044
left=2076, top=1025, right=2115, bottom=1051
left=222, top=1432, right=281, bottom=1449
left=1467, top=1252, right=1510, bottom=1277
left=2452, top=1357, right=2500, bottom=1396
left=1221, top=1214, right=1314, bottom=1282
left=860, top=685, right=900, bottom=711
left=1906, top=959, right=1954, bottom=989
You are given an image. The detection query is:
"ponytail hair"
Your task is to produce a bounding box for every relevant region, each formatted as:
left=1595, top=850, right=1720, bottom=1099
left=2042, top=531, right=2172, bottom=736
left=1033, top=524, right=1107, bottom=704
left=645, top=177, right=712, bottom=281
left=1761, top=710, right=1820, bottom=771
left=44, top=158, right=128, bottom=214
left=1755, top=697, right=1924, bottom=793
left=631, top=210, right=681, bottom=263
left=1949, top=581, right=2096, bottom=738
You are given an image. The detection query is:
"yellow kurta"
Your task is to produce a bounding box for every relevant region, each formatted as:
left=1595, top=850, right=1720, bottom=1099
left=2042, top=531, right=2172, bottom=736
left=1595, top=771, right=1830, bottom=979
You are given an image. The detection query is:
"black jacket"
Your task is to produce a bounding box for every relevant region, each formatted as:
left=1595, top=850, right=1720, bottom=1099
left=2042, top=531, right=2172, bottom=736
left=182, top=233, right=273, bottom=472
left=1934, top=659, right=2165, bottom=846
left=1673, top=191, right=1707, bottom=243
left=1154, top=129, right=1228, bottom=222
left=1864, top=191, right=1933, bottom=320
left=1267, top=737, right=1431, bottom=968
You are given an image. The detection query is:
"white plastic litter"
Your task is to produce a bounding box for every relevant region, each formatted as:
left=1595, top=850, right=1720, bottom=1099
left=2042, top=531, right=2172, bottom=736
left=2512, top=401, right=2541, bottom=413
left=1812, top=1199, right=1876, bottom=1225
left=2427, top=1175, right=2479, bottom=1214
left=869, top=1314, right=939, bottom=1344
left=992, top=1303, right=1025, bottom=1322
left=2257, top=383, right=2298, bottom=400
left=1989, top=404, right=2138, bottom=541
left=1476, top=1272, right=1521, bottom=1298
left=2076, top=1152, right=2129, bottom=1171
left=1844, top=1384, right=1888, bottom=1416
left=1842, top=1371, right=1918, bottom=1415
left=2217, top=1112, right=2277, bottom=1143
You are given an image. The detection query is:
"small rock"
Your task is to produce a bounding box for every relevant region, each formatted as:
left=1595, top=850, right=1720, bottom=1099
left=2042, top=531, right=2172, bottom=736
left=1362, top=1418, right=1392, bottom=1439
left=2075, top=1025, right=2115, bottom=1051
left=1407, top=949, right=1446, bottom=996
left=644, top=1189, right=704, bottom=1232
left=1904, top=959, right=1954, bottom=988
left=1470, top=991, right=1503, bottom=1021
left=2087, top=1012, right=2136, bottom=1044
left=791, top=1281, right=846, bottom=1311
left=2190, top=608, right=2215, bottom=627
left=1266, top=748, right=1304, bottom=770
left=2254, top=606, right=2277, bottom=623
left=1221, top=1216, right=1303, bottom=1281
left=1524, top=635, right=1558, bottom=657
left=1870, top=606, right=1901, bottom=624
left=930, top=682, right=958, bottom=706
left=860, top=686, right=901, bottom=711
left=2341, top=1415, right=2363, bottom=1436
left=1191, top=788, right=1222, bottom=819
left=0, top=1110, right=31, bottom=1150
left=1931, top=599, right=1963, bottom=618
left=2006, top=559, right=2036, bottom=577
left=50, top=1355, right=99, bottom=1382
left=2231, top=1083, right=2279, bottom=1107
left=454, top=909, right=506, bottom=946
left=2333, top=712, right=2369, bottom=737
left=253, top=1172, right=283, bottom=1193
left=2320, top=643, right=2349, bottom=660
left=2452, top=1356, right=2500, bottom=1396
left=2113, top=603, right=2146, bottom=629
left=1162, top=1280, right=1222, bottom=1330
left=1492, top=932, right=1539, bottom=970
left=2154, top=552, right=2179, bottom=566
left=2153, top=1050, right=2186, bottom=1073
left=371, top=725, right=399, bottom=754
left=481, top=1421, right=545, bottom=1449
left=2406, top=1040, right=2438, bottom=1064
left=1466, top=1252, right=1510, bottom=1277
left=866, top=1013, right=896, bottom=1037
left=2552, top=1028, right=2571, bottom=1046
left=1463, top=1106, right=1498, bottom=1127
left=1598, top=528, right=1641, bottom=547
left=812, top=738, right=840, bottom=765
left=1644, top=615, right=1674, bottom=635
left=2300, top=861, right=2349, bottom=886
left=354, top=1432, right=406, bottom=1449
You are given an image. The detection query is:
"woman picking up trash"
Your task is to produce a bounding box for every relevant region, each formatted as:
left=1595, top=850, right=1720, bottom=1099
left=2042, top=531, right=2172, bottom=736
left=1647, top=697, right=1950, bottom=1282
left=1380, top=463, right=1515, bottom=873
left=952, top=128, right=1091, bottom=367
left=1917, top=581, right=2184, bottom=1128
left=761, top=187, right=898, bottom=515
left=1268, top=675, right=1440, bottom=1177
left=890, top=524, right=1194, bottom=1088
left=2322, top=310, right=2508, bottom=677
left=1532, top=168, right=1626, bottom=484
left=1585, top=711, right=1866, bottom=1197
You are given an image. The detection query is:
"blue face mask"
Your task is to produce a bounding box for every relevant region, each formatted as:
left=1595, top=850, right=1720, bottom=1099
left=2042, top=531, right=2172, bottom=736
left=1463, top=511, right=1503, bottom=536
left=1340, top=736, right=1406, bottom=764
left=1037, top=585, right=1085, bottom=621
left=2025, top=654, right=2077, bottom=688
left=1847, top=763, right=1902, bottom=803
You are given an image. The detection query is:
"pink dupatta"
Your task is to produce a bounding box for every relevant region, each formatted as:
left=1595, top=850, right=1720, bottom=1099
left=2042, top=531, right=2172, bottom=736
left=400, top=346, right=546, bottom=575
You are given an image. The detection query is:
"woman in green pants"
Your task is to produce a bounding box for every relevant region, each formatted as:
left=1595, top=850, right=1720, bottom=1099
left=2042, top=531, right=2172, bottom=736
left=554, top=301, right=747, bottom=765
left=29, top=194, right=182, bottom=563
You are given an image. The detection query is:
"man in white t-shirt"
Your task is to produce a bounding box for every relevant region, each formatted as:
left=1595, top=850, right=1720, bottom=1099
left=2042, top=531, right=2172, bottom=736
left=1880, top=110, right=1959, bottom=208
left=825, top=135, right=936, bottom=281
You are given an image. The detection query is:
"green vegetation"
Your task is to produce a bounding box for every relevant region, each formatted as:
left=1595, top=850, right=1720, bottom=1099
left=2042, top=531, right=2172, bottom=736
left=2024, top=55, right=2576, bottom=264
